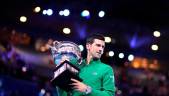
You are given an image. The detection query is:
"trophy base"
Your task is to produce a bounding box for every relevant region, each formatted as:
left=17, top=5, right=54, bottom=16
left=51, top=60, right=82, bottom=92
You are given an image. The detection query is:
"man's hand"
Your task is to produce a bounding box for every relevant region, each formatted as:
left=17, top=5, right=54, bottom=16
left=70, top=78, right=88, bottom=92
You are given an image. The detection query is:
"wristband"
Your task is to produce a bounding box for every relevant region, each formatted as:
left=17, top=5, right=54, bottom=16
left=85, top=86, right=92, bottom=94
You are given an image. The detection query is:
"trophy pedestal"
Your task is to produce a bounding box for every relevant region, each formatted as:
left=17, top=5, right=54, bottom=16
left=51, top=60, right=82, bottom=92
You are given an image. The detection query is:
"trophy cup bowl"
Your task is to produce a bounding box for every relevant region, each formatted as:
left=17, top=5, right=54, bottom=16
left=49, top=41, right=83, bottom=92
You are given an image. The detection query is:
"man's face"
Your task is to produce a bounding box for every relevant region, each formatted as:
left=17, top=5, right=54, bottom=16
left=86, top=39, right=105, bottom=59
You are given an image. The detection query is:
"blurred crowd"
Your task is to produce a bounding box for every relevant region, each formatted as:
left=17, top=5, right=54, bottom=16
left=115, top=66, right=169, bottom=96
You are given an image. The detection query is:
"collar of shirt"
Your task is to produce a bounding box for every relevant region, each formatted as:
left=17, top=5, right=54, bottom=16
left=83, top=58, right=101, bottom=66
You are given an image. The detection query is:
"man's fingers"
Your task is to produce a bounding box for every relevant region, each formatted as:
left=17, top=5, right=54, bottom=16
left=71, top=85, right=78, bottom=89
left=69, top=83, right=80, bottom=91
left=71, top=78, right=79, bottom=82
left=69, top=83, right=78, bottom=86
left=71, top=86, right=81, bottom=91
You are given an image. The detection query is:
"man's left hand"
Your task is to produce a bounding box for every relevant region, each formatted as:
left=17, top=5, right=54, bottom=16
left=70, top=78, right=88, bottom=92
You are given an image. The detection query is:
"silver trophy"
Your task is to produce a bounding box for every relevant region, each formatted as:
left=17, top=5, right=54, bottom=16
left=49, top=40, right=83, bottom=92
left=49, top=41, right=82, bottom=66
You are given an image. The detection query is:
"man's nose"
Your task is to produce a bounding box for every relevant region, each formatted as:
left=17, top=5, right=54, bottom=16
left=99, top=48, right=103, bottom=53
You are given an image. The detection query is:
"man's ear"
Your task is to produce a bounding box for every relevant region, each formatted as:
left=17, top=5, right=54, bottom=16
left=86, top=43, right=90, bottom=50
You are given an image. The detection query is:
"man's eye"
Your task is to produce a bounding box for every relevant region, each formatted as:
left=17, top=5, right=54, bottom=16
left=96, top=44, right=100, bottom=47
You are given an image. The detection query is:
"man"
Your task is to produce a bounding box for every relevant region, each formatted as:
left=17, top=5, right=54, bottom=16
left=57, top=34, right=116, bottom=96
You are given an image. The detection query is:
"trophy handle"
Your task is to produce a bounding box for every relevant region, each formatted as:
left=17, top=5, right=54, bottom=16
left=47, top=40, right=60, bottom=51
left=53, top=40, right=60, bottom=46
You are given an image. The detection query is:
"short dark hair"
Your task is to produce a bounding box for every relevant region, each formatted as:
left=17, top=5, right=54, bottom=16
left=86, top=33, right=105, bottom=44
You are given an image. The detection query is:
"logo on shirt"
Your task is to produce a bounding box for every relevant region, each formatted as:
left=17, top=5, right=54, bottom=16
left=92, top=72, right=98, bottom=75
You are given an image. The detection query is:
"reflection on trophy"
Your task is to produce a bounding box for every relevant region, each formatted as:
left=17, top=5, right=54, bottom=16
left=49, top=41, right=83, bottom=92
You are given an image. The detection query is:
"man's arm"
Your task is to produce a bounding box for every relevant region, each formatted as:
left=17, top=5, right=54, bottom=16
left=71, top=67, right=116, bottom=96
